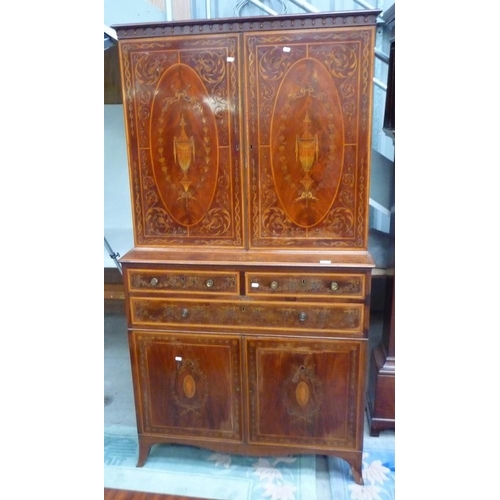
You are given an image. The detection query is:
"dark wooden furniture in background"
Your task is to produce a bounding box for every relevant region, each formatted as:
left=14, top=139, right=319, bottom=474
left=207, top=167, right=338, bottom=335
left=104, top=44, right=122, bottom=104
left=382, top=40, right=395, bottom=140
left=104, top=267, right=125, bottom=314
left=113, top=10, right=380, bottom=485
left=366, top=270, right=395, bottom=435
left=366, top=7, right=395, bottom=436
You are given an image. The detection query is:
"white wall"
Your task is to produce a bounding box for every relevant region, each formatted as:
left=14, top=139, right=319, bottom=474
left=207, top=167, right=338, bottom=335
left=105, top=0, right=166, bottom=26
left=104, top=0, right=167, bottom=268
left=104, top=105, right=134, bottom=267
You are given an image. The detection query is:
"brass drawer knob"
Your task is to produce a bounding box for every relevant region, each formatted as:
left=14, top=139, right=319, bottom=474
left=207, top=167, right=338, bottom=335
left=298, top=312, right=308, bottom=322
left=150, top=277, right=159, bottom=286
left=206, top=279, right=214, bottom=288
left=330, top=281, right=339, bottom=291
left=181, top=308, right=189, bottom=318
left=270, top=280, right=279, bottom=290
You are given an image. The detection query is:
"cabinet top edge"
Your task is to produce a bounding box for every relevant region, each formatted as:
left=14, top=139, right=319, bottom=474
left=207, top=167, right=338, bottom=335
left=112, top=10, right=382, bottom=39
left=119, top=248, right=376, bottom=269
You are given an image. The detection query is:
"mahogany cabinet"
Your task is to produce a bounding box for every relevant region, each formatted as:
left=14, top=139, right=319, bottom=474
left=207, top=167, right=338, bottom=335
left=113, top=9, right=380, bottom=485
left=366, top=273, right=395, bottom=436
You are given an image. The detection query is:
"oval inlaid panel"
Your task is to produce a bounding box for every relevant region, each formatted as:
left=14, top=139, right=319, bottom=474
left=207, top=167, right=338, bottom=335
left=295, top=381, right=310, bottom=407
left=270, top=58, right=344, bottom=228
left=150, top=64, right=219, bottom=227
left=182, top=374, right=196, bottom=399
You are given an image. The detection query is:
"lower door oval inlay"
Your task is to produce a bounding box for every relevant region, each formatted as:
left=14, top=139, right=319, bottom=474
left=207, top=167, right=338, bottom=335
left=183, top=374, right=197, bottom=399
left=296, top=381, right=310, bottom=407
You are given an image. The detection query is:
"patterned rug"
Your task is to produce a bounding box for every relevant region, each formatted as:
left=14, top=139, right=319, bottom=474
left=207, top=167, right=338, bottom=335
left=104, top=426, right=394, bottom=500
left=104, top=426, right=317, bottom=499
left=328, top=447, right=395, bottom=500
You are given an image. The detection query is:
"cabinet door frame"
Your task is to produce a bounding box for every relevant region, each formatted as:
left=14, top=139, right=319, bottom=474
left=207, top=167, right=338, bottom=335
left=244, top=26, right=376, bottom=250
left=245, top=335, right=368, bottom=451
left=118, top=34, right=245, bottom=248
left=129, top=329, right=244, bottom=443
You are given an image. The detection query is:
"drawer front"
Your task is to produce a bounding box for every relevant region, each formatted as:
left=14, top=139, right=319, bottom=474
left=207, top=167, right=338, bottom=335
left=126, top=269, right=240, bottom=296
left=129, top=297, right=365, bottom=334
left=246, top=272, right=366, bottom=299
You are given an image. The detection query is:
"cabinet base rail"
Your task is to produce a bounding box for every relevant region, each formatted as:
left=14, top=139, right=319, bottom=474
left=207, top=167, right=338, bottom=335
left=136, top=434, right=364, bottom=485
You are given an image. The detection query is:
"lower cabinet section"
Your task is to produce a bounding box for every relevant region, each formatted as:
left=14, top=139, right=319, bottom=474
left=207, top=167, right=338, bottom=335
left=129, top=329, right=367, bottom=483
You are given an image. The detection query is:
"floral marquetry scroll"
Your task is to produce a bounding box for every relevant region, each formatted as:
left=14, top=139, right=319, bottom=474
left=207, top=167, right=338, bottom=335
left=245, top=28, right=376, bottom=249
left=119, top=35, right=243, bottom=247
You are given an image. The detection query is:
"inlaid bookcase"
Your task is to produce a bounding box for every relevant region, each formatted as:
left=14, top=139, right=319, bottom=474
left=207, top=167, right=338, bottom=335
left=113, top=9, right=380, bottom=484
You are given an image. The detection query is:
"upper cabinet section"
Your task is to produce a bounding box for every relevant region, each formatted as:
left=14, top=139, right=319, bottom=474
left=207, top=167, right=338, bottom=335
left=114, top=11, right=380, bottom=251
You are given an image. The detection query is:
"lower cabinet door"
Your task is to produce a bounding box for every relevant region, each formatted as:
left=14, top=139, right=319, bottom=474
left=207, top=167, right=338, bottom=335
left=246, top=337, right=367, bottom=451
left=130, top=330, right=243, bottom=442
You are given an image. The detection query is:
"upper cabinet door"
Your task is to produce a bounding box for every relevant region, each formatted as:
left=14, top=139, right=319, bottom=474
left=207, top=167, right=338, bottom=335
left=244, top=26, right=376, bottom=250
left=119, top=34, right=244, bottom=248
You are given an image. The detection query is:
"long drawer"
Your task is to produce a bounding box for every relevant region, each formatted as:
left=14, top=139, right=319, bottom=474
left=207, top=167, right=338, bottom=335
left=129, top=297, right=365, bottom=335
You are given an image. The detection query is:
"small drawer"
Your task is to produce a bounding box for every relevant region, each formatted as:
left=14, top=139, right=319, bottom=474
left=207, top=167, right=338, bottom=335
left=245, top=272, right=366, bottom=299
left=129, top=297, right=365, bottom=335
left=127, top=269, right=240, bottom=296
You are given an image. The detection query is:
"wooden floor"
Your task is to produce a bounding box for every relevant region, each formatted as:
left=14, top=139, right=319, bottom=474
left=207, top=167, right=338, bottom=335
left=104, top=488, right=208, bottom=500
